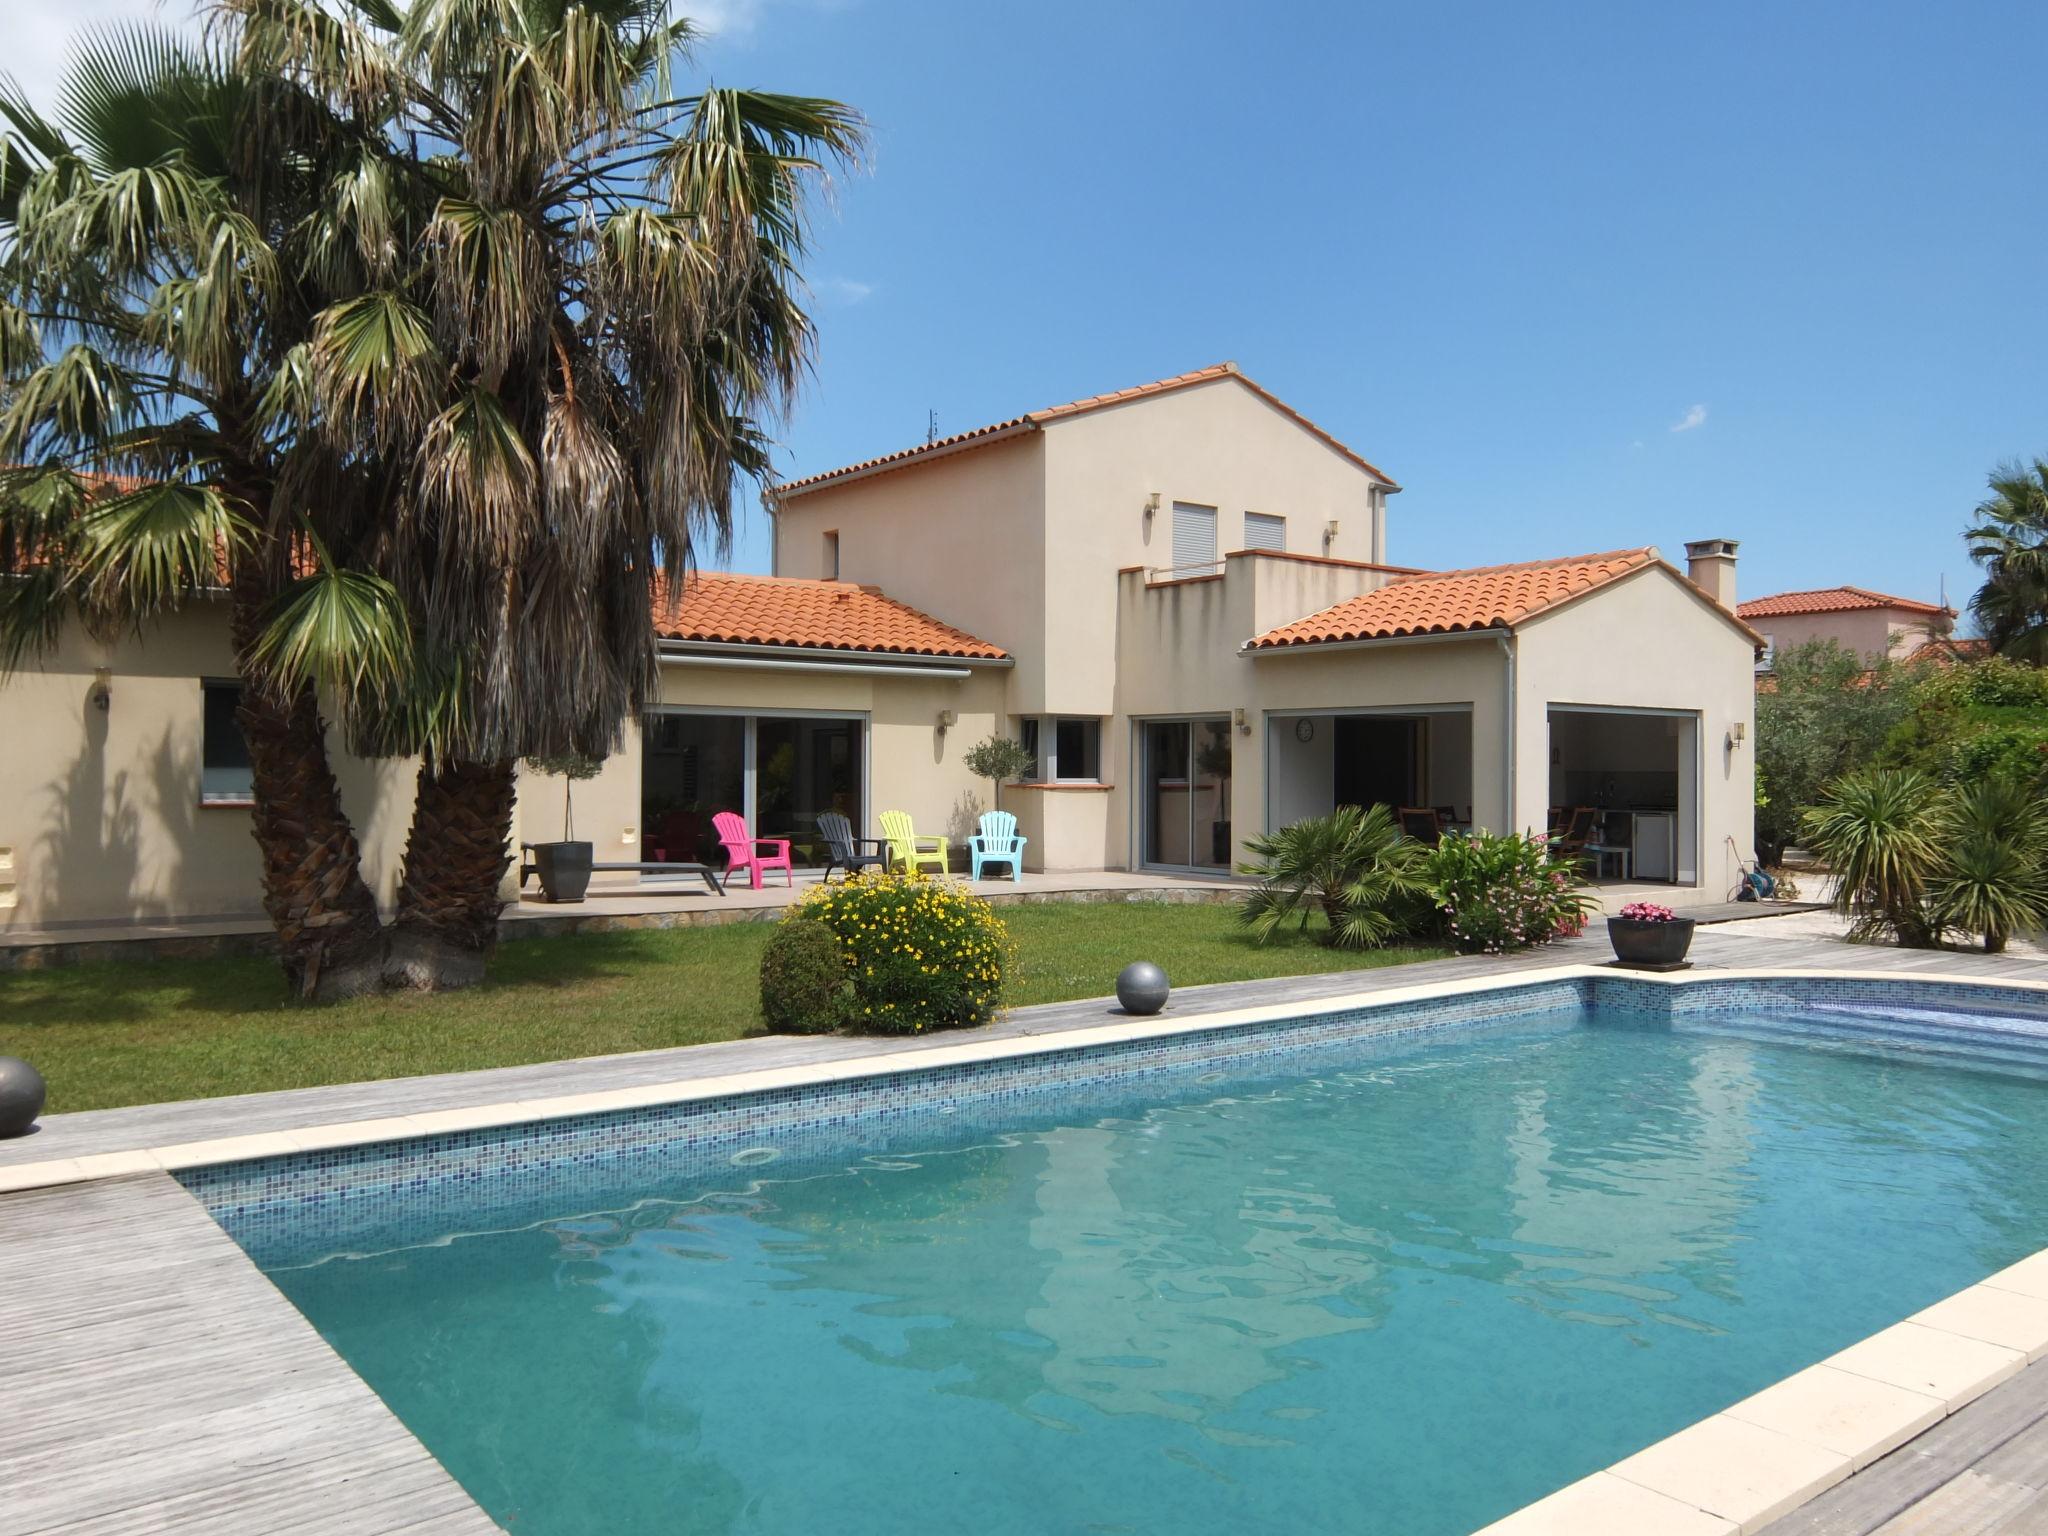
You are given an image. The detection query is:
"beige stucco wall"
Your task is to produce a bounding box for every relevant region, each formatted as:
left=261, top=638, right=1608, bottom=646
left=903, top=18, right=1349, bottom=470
left=1514, top=564, right=1757, bottom=897
left=0, top=605, right=417, bottom=929
left=517, top=657, right=1011, bottom=889
left=768, top=435, right=1049, bottom=706
left=1109, top=562, right=1512, bottom=870
left=1038, top=378, right=1392, bottom=717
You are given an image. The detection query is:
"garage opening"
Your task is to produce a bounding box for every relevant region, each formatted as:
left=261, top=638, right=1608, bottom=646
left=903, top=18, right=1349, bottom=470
left=1545, top=706, right=1698, bottom=886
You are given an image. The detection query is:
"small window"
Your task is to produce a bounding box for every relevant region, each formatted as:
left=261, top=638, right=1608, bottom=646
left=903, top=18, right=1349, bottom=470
left=1171, top=501, right=1217, bottom=574
left=1053, top=718, right=1101, bottom=782
left=823, top=530, right=840, bottom=580
left=201, top=681, right=254, bottom=803
left=1244, top=511, right=1286, bottom=552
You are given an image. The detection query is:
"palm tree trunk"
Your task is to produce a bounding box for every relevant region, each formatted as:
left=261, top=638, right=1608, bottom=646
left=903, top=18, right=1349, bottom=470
left=231, top=591, right=388, bottom=1000
left=385, top=756, right=518, bottom=990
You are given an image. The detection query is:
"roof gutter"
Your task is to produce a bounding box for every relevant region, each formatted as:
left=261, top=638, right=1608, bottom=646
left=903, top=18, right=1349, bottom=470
left=1236, top=627, right=1508, bottom=658
left=658, top=639, right=1010, bottom=677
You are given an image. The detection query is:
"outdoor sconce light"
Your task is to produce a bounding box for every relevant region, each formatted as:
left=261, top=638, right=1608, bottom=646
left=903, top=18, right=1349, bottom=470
left=1234, top=707, right=1251, bottom=736
left=936, top=709, right=957, bottom=731
left=89, top=667, right=112, bottom=712
left=1323, top=519, right=1340, bottom=552
left=1143, top=492, right=1160, bottom=525
left=1726, top=720, right=1747, bottom=750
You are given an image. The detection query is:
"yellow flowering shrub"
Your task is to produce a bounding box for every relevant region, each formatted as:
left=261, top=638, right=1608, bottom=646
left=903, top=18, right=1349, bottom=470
left=792, top=871, right=1012, bottom=1034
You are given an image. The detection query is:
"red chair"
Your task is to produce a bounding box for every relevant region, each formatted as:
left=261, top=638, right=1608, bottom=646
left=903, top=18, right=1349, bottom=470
left=713, top=810, right=794, bottom=890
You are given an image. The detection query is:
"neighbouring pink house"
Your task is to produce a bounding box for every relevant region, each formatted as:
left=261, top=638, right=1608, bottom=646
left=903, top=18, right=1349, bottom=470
left=1737, top=586, right=1956, bottom=668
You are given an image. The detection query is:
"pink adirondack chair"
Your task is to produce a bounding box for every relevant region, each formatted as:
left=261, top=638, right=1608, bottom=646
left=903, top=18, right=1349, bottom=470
left=713, top=810, right=794, bottom=890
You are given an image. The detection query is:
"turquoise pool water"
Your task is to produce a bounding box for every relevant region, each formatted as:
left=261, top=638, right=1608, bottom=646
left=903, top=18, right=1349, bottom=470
left=264, top=1005, right=2048, bottom=1535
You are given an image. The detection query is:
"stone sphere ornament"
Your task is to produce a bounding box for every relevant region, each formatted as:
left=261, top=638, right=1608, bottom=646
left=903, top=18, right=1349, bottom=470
left=1115, top=961, right=1171, bottom=1016
left=0, top=1056, right=46, bottom=1138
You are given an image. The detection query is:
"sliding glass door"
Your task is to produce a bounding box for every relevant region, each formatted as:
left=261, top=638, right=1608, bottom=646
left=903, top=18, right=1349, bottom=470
left=1140, top=717, right=1232, bottom=871
left=642, top=711, right=863, bottom=869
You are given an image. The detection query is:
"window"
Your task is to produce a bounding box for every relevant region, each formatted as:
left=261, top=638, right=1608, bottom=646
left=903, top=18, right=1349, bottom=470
left=1244, top=511, right=1286, bottom=552
left=823, top=529, right=840, bottom=580
left=1017, top=716, right=1103, bottom=782
left=201, top=681, right=254, bottom=804
left=1053, top=718, right=1101, bottom=782
left=1171, top=501, right=1217, bottom=573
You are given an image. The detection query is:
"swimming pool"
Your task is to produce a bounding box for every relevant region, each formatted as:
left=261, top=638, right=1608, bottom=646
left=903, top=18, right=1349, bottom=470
left=187, top=976, right=2048, bottom=1535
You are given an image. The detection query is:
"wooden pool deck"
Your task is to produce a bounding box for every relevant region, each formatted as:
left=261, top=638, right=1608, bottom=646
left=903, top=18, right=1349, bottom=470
left=4, top=913, right=2047, bottom=1534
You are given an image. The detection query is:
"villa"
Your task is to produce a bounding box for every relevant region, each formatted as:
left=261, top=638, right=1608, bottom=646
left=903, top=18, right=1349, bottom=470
left=1739, top=583, right=1959, bottom=668
left=0, top=363, right=1762, bottom=931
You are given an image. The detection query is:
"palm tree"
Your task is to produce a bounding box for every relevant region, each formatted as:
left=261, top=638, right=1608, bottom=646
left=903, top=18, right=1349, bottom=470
left=0, top=26, right=402, bottom=997
left=1801, top=767, right=1943, bottom=946
left=1928, top=773, right=2048, bottom=953
left=1965, top=459, right=2048, bottom=665
left=232, top=0, right=867, bottom=986
left=2, top=5, right=863, bottom=994
left=1237, top=805, right=1428, bottom=948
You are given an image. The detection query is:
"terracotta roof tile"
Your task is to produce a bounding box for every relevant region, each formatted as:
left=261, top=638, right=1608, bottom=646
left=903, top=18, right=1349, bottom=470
left=651, top=571, right=1007, bottom=660
left=775, top=363, right=1399, bottom=496
left=1247, top=549, right=1659, bottom=649
left=1738, top=585, right=1954, bottom=619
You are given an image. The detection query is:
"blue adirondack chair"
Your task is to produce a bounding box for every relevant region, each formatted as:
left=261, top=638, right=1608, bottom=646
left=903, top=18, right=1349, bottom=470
left=969, top=810, right=1028, bottom=882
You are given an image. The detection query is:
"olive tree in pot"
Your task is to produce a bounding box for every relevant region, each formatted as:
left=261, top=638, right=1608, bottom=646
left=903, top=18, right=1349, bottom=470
left=1607, top=901, right=1696, bottom=967
left=963, top=734, right=1037, bottom=813
left=523, top=753, right=605, bottom=902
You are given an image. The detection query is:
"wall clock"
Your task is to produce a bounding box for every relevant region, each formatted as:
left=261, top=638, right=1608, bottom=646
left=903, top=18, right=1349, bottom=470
left=1295, top=719, right=1316, bottom=743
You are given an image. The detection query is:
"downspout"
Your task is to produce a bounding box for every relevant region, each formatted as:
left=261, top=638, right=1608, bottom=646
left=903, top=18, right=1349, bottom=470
left=1496, top=630, right=1517, bottom=833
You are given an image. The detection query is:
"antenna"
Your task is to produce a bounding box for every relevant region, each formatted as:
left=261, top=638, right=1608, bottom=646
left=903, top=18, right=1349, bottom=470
left=926, top=409, right=938, bottom=446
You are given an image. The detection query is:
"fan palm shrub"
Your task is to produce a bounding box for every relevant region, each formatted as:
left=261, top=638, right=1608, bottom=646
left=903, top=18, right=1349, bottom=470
left=1237, top=805, right=1428, bottom=948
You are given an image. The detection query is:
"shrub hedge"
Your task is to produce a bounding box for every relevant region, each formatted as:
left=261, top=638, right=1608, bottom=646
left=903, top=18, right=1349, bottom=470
left=792, top=871, right=1012, bottom=1033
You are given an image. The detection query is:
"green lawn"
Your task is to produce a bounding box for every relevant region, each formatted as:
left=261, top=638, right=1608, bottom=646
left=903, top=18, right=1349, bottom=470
left=0, top=903, right=1447, bottom=1114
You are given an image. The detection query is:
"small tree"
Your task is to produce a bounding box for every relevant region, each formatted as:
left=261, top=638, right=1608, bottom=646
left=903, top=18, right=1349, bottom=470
left=1755, top=640, right=1915, bottom=863
left=523, top=754, right=604, bottom=843
left=963, top=734, right=1036, bottom=812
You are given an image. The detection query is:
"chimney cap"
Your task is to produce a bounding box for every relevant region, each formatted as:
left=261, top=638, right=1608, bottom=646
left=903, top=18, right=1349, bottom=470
left=1684, top=537, right=1740, bottom=558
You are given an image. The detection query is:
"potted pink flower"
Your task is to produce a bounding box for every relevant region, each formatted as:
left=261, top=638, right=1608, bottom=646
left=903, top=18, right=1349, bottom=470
left=1607, top=901, right=1696, bottom=967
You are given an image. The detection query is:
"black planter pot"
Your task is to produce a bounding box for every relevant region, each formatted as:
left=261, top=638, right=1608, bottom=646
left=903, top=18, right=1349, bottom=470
left=1607, top=915, right=1696, bottom=968
left=529, top=840, right=594, bottom=903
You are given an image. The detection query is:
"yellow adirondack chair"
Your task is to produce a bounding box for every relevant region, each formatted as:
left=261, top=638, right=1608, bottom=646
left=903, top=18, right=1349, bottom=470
left=879, top=810, right=949, bottom=875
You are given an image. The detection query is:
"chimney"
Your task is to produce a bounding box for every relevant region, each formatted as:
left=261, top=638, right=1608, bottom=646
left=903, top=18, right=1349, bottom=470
left=1684, top=537, right=1739, bottom=610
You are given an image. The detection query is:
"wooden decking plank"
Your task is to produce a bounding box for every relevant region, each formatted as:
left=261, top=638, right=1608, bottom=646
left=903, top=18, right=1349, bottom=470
left=0, top=1174, right=500, bottom=1536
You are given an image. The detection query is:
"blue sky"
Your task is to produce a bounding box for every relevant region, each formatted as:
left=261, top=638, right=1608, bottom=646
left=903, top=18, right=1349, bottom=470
left=30, top=1, right=2047, bottom=608
left=691, top=0, right=2047, bottom=608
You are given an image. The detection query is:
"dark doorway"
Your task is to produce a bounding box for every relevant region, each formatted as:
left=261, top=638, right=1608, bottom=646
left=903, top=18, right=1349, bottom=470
left=1333, top=716, right=1419, bottom=812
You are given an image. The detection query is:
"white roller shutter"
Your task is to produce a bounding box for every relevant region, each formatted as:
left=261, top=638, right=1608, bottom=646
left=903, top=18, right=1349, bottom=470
left=1244, top=512, right=1285, bottom=552
left=1172, top=502, right=1217, bottom=573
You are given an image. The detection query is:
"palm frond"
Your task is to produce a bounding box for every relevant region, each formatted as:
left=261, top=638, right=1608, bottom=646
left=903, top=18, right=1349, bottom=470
left=250, top=563, right=414, bottom=704
left=71, top=481, right=252, bottom=619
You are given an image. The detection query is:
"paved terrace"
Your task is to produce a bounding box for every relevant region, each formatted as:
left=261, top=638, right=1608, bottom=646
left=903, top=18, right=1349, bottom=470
left=6, top=913, right=2048, bottom=1534
left=1, top=866, right=1762, bottom=969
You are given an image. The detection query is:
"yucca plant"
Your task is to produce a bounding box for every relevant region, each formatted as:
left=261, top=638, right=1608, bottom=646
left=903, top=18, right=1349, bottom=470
left=1237, top=804, right=1428, bottom=949
left=1801, top=767, right=1944, bottom=945
left=1927, top=772, right=2048, bottom=953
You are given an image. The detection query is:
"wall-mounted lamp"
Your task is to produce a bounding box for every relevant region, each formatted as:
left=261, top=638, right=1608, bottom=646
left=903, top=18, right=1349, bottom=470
left=936, top=708, right=957, bottom=732
left=1233, top=706, right=1251, bottom=736
left=1726, top=720, right=1747, bottom=750
left=1323, top=519, right=1341, bottom=553
left=89, top=667, right=112, bottom=713
left=1143, top=492, right=1161, bottom=525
